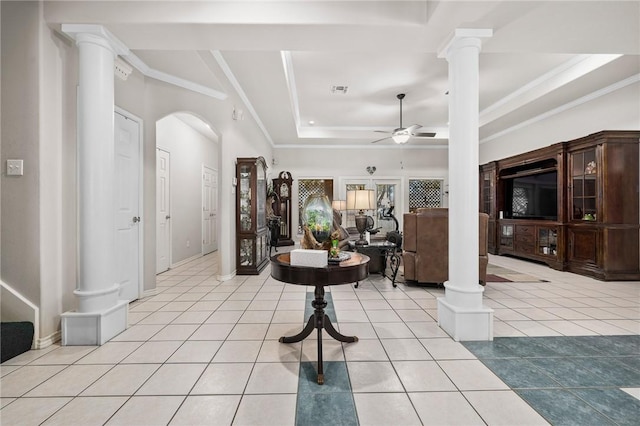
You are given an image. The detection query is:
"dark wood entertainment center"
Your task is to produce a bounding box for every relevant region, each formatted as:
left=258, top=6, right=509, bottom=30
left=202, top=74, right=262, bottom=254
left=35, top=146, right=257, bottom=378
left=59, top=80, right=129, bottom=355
left=480, top=130, right=640, bottom=281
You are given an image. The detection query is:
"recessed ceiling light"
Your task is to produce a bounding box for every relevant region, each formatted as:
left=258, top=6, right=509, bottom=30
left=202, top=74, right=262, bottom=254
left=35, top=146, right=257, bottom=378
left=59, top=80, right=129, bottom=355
left=308, top=120, right=315, bottom=125
left=331, top=85, right=348, bottom=94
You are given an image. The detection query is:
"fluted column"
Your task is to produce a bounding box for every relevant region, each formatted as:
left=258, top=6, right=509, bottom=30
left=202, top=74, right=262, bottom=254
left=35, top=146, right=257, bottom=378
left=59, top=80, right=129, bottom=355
left=437, top=29, right=494, bottom=341
left=61, top=25, right=130, bottom=345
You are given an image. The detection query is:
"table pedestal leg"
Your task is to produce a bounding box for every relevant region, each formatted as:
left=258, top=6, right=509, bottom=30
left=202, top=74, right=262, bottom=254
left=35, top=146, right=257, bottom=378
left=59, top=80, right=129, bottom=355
left=279, top=285, right=358, bottom=384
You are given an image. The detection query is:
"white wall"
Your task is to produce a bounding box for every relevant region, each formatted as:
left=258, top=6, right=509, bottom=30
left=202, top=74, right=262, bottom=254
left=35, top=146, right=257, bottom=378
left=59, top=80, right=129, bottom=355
left=273, top=146, right=449, bottom=234
left=479, top=81, right=640, bottom=163
left=156, top=114, right=218, bottom=264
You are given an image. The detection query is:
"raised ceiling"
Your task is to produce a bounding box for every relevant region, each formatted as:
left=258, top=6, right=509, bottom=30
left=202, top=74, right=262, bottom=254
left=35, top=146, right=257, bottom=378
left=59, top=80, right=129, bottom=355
left=45, top=1, right=640, bottom=148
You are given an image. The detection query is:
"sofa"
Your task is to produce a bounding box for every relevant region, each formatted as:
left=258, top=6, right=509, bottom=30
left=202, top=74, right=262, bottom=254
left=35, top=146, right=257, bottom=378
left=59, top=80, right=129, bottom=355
left=403, top=208, right=489, bottom=285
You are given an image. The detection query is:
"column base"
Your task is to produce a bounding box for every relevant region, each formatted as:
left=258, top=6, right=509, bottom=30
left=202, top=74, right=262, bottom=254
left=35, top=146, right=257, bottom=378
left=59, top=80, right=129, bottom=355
left=61, top=300, right=128, bottom=346
left=437, top=297, right=493, bottom=341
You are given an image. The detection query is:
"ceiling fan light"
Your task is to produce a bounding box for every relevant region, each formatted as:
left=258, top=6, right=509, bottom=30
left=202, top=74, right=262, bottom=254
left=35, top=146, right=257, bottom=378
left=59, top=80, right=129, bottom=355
left=392, top=133, right=410, bottom=144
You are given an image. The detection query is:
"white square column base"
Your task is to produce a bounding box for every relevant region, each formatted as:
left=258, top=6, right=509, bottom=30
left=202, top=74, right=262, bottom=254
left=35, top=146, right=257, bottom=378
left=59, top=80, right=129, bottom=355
left=437, top=297, right=494, bottom=341
left=61, top=300, right=129, bottom=346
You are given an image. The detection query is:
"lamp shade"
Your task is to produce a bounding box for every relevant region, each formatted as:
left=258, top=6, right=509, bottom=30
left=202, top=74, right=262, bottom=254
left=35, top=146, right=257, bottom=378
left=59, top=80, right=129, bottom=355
left=346, top=189, right=375, bottom=211
left=331, top=199, right=347, bottom=211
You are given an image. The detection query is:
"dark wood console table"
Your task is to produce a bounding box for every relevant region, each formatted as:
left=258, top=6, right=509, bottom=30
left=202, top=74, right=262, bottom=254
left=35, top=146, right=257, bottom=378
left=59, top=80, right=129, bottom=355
left=270, top=252, right=369, bottom=384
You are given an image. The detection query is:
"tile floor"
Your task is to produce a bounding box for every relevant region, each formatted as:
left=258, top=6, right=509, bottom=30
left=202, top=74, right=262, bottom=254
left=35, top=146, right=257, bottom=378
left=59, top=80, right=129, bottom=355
left=1, top=251, right=638, bottom=425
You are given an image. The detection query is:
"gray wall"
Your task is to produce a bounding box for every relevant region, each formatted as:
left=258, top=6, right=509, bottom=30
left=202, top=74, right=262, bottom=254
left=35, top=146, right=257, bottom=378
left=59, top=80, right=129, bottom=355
left=1, top=1, right=42, bottom=307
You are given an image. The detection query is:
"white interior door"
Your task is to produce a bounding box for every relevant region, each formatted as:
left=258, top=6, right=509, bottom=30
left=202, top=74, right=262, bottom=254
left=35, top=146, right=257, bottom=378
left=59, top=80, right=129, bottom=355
left=202, top=166, right=217, bottom=255
left=114, top=111, right=141, bottom=302
left=156, top=148, right=171, bottom=273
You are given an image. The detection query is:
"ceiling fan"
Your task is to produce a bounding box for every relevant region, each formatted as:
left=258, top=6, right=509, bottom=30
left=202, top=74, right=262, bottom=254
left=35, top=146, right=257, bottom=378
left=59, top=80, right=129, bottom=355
left=371, top=93, right=436, bottom=144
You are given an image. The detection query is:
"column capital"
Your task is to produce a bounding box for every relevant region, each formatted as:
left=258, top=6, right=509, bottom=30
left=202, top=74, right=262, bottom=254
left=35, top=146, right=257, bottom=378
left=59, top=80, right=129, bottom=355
left=437, top=28, right=493, bottom=59
left=62, top=24, right=129, bottom=56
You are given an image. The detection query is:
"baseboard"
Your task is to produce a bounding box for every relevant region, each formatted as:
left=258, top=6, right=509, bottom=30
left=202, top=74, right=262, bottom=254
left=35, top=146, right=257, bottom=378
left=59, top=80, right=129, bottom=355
left=217, top=270, right=236, bottom=281
left=171, top=253, right=202, bottom=269
left=35, top=330, right=61, bottom=349
left=141, top=287, right=158, bottom=299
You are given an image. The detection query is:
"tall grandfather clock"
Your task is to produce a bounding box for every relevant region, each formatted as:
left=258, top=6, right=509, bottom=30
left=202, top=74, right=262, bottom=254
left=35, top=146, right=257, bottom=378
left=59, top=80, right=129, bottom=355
left=272, top=171, right=294, bottom=246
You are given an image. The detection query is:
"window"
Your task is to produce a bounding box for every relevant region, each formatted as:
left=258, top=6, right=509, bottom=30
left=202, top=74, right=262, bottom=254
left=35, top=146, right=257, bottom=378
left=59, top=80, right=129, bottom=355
left=298, top=179, right=333, bottom=228
left=375, top=183, right=398, bottom=234
left=408, top=179, right=443, bottom=211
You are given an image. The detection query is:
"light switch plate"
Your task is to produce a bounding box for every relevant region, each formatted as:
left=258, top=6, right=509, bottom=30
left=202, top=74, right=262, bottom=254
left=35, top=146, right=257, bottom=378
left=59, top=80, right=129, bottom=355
left=7, top=159, right=24, bottom=176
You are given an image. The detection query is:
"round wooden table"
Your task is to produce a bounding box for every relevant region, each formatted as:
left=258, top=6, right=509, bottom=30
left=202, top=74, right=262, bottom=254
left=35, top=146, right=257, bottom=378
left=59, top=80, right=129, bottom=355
left=270, top=252, right=369, bottom=384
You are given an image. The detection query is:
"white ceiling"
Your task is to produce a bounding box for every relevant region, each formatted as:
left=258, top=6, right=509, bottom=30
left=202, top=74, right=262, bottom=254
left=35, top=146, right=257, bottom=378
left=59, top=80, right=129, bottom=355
left=46, top=1, right=640, bottom=148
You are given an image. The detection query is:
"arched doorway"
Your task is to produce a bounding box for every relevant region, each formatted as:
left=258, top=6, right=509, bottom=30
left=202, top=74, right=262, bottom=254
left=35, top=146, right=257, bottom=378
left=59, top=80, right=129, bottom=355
left=155, top=112, right=219, bottom=274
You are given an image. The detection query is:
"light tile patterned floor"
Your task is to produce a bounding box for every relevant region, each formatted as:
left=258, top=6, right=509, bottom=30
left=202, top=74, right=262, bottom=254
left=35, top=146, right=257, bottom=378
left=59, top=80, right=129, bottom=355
left=1, top=252, right=638, bottom=425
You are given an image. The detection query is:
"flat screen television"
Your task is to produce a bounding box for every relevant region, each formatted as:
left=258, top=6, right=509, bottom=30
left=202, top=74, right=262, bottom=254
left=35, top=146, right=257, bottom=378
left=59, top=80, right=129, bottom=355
left=506, top=171, right=558, bottom=220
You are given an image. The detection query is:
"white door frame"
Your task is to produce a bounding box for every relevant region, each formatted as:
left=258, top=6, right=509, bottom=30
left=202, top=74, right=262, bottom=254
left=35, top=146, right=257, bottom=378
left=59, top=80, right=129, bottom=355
left=338, top=176, right=405, bottom=230
left=114, top=106, right=144, bottom=300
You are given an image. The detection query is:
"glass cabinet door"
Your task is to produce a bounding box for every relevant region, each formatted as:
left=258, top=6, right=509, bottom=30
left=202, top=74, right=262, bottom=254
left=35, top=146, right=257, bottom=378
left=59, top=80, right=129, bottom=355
left=256, top=160, right=266, bottom=230
left=571, top=148, right=597, bottom=221
left=481, top=171, right=492, bottom=215
left=500, top=224, right=513, bottom=248
left=239, top=164, right=252, bottom=231
left=538, top=227, right=558, bottom=256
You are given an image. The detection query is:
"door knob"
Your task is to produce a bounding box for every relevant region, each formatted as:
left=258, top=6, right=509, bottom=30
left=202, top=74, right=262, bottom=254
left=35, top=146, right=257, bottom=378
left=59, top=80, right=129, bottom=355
left=133, top=216, right=141, bottom=223
left=166, top=215, right=171, bottom=219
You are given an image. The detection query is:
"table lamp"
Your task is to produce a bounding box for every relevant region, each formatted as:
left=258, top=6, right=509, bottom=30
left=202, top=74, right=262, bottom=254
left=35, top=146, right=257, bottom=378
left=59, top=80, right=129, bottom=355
left=332, top=199, right=346, bottom=221
left=346, top=189, right=375, bottom=246
left=331, top=199, right=347, bottom=212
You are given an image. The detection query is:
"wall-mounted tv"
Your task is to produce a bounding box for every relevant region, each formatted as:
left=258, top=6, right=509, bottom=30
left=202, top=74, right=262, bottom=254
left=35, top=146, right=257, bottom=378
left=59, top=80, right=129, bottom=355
left=506, top=171, right=558, bottom=220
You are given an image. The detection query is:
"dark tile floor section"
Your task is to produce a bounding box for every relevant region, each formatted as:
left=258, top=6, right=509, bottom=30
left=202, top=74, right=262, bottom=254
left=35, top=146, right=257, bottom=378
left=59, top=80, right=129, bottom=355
left=463, top=336, right=640, bottom=426
left=297, top=292, right=358, bottom=425
left=297, top=362, right=358, bottom=426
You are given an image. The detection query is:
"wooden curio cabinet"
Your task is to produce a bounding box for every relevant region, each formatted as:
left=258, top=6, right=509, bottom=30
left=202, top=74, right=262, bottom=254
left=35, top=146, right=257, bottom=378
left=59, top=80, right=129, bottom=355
left=236, top=157, right=269, bottom=275
left=565, top=131, right=639, bottom=280
left=272, top=171, right=295, bottom=246
left=481, top=130, right=639, bottom=281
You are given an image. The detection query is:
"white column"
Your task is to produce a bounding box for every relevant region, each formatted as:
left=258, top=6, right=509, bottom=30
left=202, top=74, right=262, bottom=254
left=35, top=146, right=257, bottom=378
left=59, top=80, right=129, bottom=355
left=437, top=29, right=494, bottom=341
left=61, top=25, right=130, bottom=345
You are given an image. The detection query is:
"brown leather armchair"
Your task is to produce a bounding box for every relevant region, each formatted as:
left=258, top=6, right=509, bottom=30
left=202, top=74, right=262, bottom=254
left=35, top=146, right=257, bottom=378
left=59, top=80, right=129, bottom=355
left=402, top=208, right=489, bottom=285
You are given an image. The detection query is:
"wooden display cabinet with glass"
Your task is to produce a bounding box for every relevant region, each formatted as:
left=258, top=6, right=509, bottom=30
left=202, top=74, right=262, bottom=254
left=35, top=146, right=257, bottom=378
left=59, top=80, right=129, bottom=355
left=483, top=131, right=639, bottom=280
left=236, top=157, right=269, bottom=275
left=272, top=171, right=294, bottom=246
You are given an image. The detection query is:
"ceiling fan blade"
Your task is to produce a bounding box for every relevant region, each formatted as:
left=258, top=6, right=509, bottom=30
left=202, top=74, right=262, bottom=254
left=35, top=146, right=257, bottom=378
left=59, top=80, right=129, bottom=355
left=371, top=136, right=391, bottom=144
left=413, top=132, right=436, bottom=138
left=405, top=124, right=422, bottom=133
left=374, top=130, right=391, bottom=134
